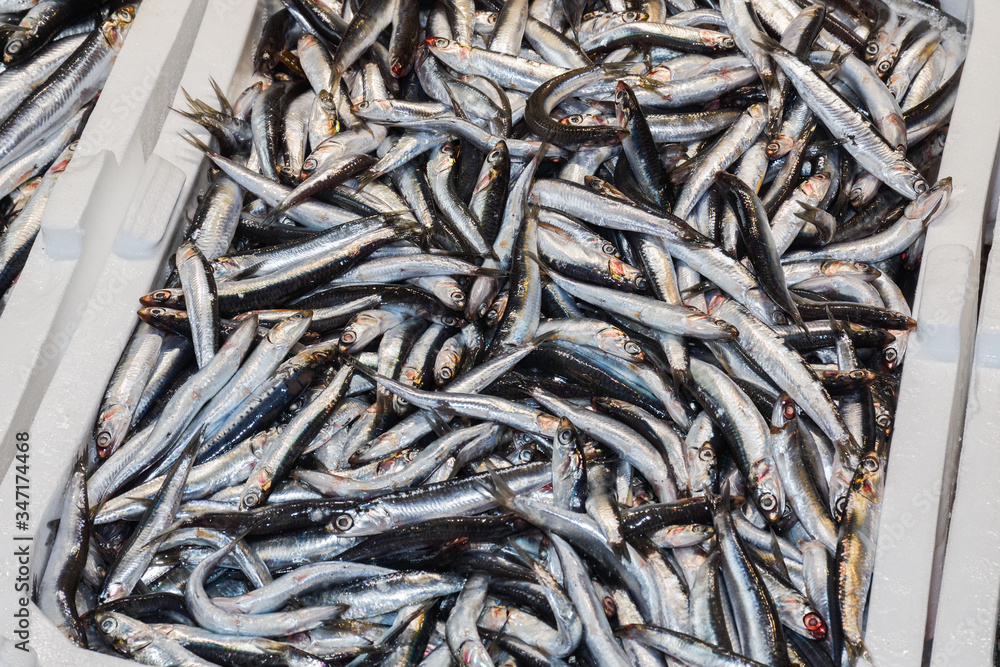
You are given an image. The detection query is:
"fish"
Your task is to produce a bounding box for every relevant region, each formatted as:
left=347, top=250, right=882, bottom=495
left=38, top=2, right=964, bottom=666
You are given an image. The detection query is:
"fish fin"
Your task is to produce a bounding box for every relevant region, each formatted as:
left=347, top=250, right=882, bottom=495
left=355, top=168, right=379, bottom=190
left=474, top=266, right=508, bottom=278
left=845, top=638, right=874, bottom=667
left=820, top=48, right=852, bottom=76
left=528, top=329, right=558, bottom=346
left=506, top=538, right=539, bottom=570
left=768, top=530, right=792, bottom=582
left=260, top=204, right=291, bottom=229
left=179, top=130, right=217, bottom=157
left=343, top=354, right=376, bottom=377
left=424, top=409, right=452, bottom=437
left=442, top=81, right=470, bottom=123
left=474, top=460, right=518, bottom=511
left=751, top=33, right=784, bottom=55
left=374, top=602, right=434, bottom=649
left=680, top=280, right=714, bottom=299
left=208, top=77, right=233, bottom=115
left=523, top=250, right=550, bottom=277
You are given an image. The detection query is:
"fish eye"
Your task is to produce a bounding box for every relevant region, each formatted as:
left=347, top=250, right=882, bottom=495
left=334, top=514, right=354, bottom=531
left=450, top=290, right=465, bottom=303
left=557, top=429, right=573, bottom=444
left=884, top=348, right=898, bottom=362
left=877, top=414, right=891, bottom=428
left=440, top=366, right=453, bottom=379
left=866, top=43, right=880, bottom=55
left=602, top=595, right=617, bottom=618
left=861, top=456, right=879, bottom=472
left=757, top=492, right=777, bottom=512
left=624, top=341, right=641, bottom=356
left=804, top=612, right=827, bottom=639
left=634, top=277, right=647, bottom=290
left=851, top=370, right=866, bottom=379
left=441, top=144, right=453, bottom=154
left=722, top=38, right=735, bottom=49
left=100, top=617, right=118, bottom=632
left=117, top=9, right=132, bottom=21
left=518, top=450, right=533, bottom=462
left=443, top=316, right=459, bottom=327
left=783, top=402, right=796, bottom=420
left=914, top=179, right=929, bottom=194
left=153, top=290, right=170, bottom=301
left=340, top=330, right=356, bottom=344
left=698, top=447, right=715, bottom=462
left=624, top=11, right=638, bottom=20
left=96, top=431, right=112, bottom=448
left=489, top=148, right=502, bottom=160
left=241, top=491, right=259, bottom=508
left=357, top=101, right=370, bottom=110
left=5, top=39, right=21, bottom=55
left=835, top=496, right=848, bottom=516
left=877, top=61, right=891, bottom=73
left=434, top=38, right=450, bottom=48
left=150, top=308, right=165, bottom=316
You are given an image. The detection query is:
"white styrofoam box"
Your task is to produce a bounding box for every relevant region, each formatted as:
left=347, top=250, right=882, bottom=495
left=0, top=1, right=989, bottom=665
left=0, top=1, right=262, bottom=665
left=927, top=190, right=1000, bottom=657
left=0, top=0, right=213, bottom=481
left=859, top=1, right=1000, bottom=664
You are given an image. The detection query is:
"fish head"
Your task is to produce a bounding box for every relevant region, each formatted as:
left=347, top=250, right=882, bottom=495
left=484, top=291, right=508, bottom=327
left=434, top=345, right=462, bottom=384
left=749, top=458, right=785, bottom=524
left=427, top=142, right=457, bottom=176
left=770, top=393, right=797, bottom=431
left=905, top=176, right=952, bottom=225
left=139, top=287, right=184, bottom=308
left=614, top=81, right=636, bottom=124
left=94, top=407, right=131, bottom=458
left=327, top=505, right=389, bottom=536
left=137, top=306, right=185, bottom=329
left=95, top=612, right=153, bottom=653
left=766, top=134, right=794, bottom=159
left=700, top=29, right=736, bottom=51
left=351, top=98, right=394, bottom=122
left=425, top=37, right=469, bottom=66
left=1, top=28, right=28, bottom=65
left=103, top=5, right=137, bottom=52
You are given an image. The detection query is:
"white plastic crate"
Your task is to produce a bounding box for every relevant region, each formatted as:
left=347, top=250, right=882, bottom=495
left=0, top=0, right=989, bottom=664
left=0, top=0, right=261, bottom=664
left=0, top=0, right=214, bottom=481
left=858, top=0, right=1000, bottom=664
left=927, top=172, right=1000, bottom=661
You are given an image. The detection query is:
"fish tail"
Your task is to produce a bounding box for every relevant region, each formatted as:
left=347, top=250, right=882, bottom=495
left=845, top=637, right=874, bottom=666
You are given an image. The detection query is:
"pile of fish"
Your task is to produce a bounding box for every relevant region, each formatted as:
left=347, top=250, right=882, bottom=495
left=36, top=0, right=964, bottom=665
left=0, top=1, right=138, bottom=308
